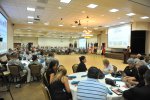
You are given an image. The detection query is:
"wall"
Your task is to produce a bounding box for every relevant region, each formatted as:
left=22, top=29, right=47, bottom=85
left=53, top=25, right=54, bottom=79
left=14, top=36, right=38, bottom=46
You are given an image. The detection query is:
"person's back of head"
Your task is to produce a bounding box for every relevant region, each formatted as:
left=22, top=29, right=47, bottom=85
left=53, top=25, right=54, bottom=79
left=32, top=55, right=37, bottom=61
left=87, top=67, right=100, bottom=79
left=103, top=59, right=110, bottom=66
left=48, top=52, right=54, bottom=57
left=144, top=70, right=150, bottom=85
left=139, top=56, right=145, bottom=60
left=48, top=60, right=58, bottom=70
left=10, top=52, right=18, bottom=59
left=52, top=66, right=67, bottom=83
left=79, top=56, right=85, bottom=63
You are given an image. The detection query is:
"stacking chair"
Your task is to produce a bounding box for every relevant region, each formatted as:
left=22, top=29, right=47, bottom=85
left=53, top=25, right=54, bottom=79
left=41, top=84, right=52, bottom=100
left=29, top=64, right=42, bottom=81
left=8, top=65, right=22, bottom=83
left=42, top=72, right=49, bottom=88
left=0, top=66, right=13, bottom=100
left=72, top=64, right=79, bottom=73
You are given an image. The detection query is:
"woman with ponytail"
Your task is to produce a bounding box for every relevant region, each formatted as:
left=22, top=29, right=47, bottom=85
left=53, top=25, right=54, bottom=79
left=50, top=66, right=72, bottom=100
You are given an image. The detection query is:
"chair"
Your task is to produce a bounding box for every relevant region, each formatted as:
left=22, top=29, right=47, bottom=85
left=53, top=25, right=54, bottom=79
left=42, top=72, right=49, bottom=87
left=8, top=65, right=22, bottom=82
left=29, top=64, right=42, bottom=81
left=41, top=84, right=52, bottom=100
left=72, top=64, right=78, bottom=73
left=112, top=65, right=118, bottom=73
left=0, top=66, right=13, bottom=100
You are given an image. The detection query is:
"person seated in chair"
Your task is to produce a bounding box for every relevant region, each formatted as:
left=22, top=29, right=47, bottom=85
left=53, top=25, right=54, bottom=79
left=76, top=56, right=87, bottom=72
left=50, top=66, right=72, bottom=100
left=103, top=59, right=114, bottom=74
left=77, top=67, right=111, bottom=100
left=29, top=55, right=43, bottom=68
left=8, top=53, right=24, bottom=70
left=123, top=70, right=150, bottom=100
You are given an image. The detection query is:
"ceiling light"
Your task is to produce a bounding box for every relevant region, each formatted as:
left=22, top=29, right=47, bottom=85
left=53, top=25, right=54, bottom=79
left=28, top=16, right=34, bottom=19
left=27, top=7, right=35, bottom=11
left=44, top=22, right=49, bottom=25
left=87, top=4, right=98, bottom=8
left=27, top=30, right=31, bottom=31
left=58, top=7, right=62, bottom=9
left=28, top=22, right=33, bottom=24
left=126, top=13, right=136, bottom=16
left=141, top=16, right=149, bottom=19
left=72, top=26, right=76, bottom=27
left=105, top=26, right=109, bottom=27
left=109, top=9, right=119, bottom=12
left=120, top=22, right=125, bottom=24
left=60, top=0, right=71, bottom=3
left=59, top=24, right=63, bottom=26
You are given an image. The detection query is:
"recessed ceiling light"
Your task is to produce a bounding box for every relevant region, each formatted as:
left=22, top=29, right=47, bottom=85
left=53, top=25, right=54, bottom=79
left=87, top=4, right=98, bottom=8
left=27, top=7, right=35, bottom=11
left=28, top=16, right=34, bottom=19
left=101, top=15, right=104, bottom=16
left=141, top=16, right=149, bottom=19
left=44, top=22, right=49, bottom=25
left=58, top=7, right=62, bottom=9
left=59, top=24, right=63, bottom=26
left=72, top=26, right=76, bottom=27
left=109, top=9, right=119, bottom=12
left=120, top=22, right=125, bottom=24
left=105, top=26, right=109, bottom=27
left=126, top=13, right=136, bottom=16
left=28, top=22, right=33, bottom=24
left=27, top=30, right=31, bottom=31
left=118, top=17, right=121, bottom=19
left=60, top=0, right=71, bottom=3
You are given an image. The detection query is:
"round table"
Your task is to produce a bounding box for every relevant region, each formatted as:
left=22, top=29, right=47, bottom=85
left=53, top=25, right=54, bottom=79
left=69, top=72, right=127, bottom=100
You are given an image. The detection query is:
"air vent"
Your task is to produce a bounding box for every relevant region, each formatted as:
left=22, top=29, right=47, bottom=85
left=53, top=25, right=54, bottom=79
left=37, top=0, right=48, bottom=4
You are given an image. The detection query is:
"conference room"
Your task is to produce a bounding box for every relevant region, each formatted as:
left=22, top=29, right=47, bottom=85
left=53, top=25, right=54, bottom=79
left=0, top=0, right=150, bottom=100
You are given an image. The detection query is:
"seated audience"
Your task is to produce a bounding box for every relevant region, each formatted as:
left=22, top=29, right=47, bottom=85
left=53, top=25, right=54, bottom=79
left=46, top=52, right=58, bottom=67
left=25, top=51, right=32, bottom=61
left=46, top=60, right=58, bottom=84
left=76, top=56, right=87, bottom=72
left=124, top=60, right=148, bottom=87
left=77, top=67, right=111, bottom=100
left=122, top=58, right=138, bottom=86
left=103, top=59, right=114, bottom=74
left=50, top=66, right=72, bottom=100
left=29, top=55, right=43, bottom=68
left=8, top=53, right=24, bottom=70
left=123, top=70, right=150, bottom=100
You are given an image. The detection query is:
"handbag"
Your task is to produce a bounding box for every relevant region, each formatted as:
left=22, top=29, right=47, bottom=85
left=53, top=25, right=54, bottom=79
left=105, top=78, right=116, bottom=86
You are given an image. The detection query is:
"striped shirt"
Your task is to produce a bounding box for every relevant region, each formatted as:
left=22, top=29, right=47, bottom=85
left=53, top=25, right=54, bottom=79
left=77, top=78, right=108, bottom=100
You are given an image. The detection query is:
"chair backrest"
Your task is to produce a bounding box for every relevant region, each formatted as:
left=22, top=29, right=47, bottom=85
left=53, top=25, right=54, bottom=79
left=42, top=72, right=49, bottom=87
left=72, top=64, right=78, bottom=73
left=41, top=84, right=52, bottom=100
left=8, top=65, right=21, bottom=76
left=112, top=65, right=117, bottom=73
left=29, top=64, right=42, bottom=76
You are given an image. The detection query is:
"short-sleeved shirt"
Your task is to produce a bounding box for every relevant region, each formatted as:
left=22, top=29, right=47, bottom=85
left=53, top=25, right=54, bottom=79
left=124, top=66, right=138, bottom=77
left=77, top=78, right=109, bottom=100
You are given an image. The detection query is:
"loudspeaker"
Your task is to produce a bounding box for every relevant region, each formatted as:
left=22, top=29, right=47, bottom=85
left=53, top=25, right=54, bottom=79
left=0, top=38, right=3, bottom=42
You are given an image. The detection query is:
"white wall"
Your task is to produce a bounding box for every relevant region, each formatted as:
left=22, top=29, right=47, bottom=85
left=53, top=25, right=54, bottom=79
left=14, top=36, right=38, bottom=46
left=38, top=37, right=75, bottom=47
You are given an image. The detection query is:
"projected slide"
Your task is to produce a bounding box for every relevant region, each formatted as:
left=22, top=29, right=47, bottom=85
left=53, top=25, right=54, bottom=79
left=79, top=39, right=86, bottom=49
left=108, top=24, right=131, bottom=48
left=0, top=13, right=7, bottom=54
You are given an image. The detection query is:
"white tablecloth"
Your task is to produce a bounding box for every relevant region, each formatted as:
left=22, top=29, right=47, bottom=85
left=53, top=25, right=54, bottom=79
left=69, top=72, right=126, bottom=100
